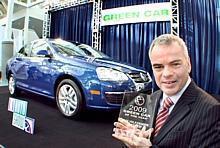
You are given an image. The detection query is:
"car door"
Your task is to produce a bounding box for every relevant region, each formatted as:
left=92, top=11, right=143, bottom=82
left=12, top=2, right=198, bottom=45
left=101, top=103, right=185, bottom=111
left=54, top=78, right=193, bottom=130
left=12, top=44, right=32, bottom=89
left=27, top=40, right=55, bottom=96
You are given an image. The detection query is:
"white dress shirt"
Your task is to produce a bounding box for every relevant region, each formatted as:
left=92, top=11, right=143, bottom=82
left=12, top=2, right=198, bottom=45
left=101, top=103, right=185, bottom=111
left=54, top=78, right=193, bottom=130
left=158, top=76, right=191, bottom=114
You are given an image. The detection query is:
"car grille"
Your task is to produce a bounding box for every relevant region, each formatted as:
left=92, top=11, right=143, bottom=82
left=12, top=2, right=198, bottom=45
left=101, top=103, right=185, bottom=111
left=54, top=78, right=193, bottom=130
left=128, top=72, right=150, bottom=83
left=105, top=73, right=151, bottom=105
left=105, top=92, right=124, bottom=105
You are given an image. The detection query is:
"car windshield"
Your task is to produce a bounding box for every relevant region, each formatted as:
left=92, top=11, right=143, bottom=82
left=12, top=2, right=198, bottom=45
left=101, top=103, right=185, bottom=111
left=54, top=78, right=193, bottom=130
left=77, top=44, right=109, bottom=59
left=51, top=39, right=109, bottom=59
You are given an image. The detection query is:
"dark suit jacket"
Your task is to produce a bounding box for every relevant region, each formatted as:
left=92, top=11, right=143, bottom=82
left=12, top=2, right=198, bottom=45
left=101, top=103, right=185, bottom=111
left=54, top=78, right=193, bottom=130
left=150, top=81, right=220, bottom=148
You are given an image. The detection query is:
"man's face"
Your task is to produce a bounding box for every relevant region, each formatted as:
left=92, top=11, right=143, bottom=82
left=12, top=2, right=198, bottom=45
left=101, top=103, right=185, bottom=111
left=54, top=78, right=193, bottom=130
left=150, top=42, right=191, bottom=96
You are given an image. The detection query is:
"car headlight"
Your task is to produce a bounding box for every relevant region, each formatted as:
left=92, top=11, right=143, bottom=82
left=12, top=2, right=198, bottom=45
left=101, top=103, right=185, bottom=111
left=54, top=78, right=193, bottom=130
left=96, top=67, right=129, bottom=81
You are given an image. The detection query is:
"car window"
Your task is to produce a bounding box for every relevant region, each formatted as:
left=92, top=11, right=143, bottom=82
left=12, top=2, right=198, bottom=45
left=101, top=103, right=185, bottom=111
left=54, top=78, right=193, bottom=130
left=78, top=44, right=109, bottom=58
left=51, top=40, right=88, bottom=57
left=30, top=42, right=50, bottom=58
left=18, top=44, right=31, bottom=57
left=51, top=39, right=109, bottom=59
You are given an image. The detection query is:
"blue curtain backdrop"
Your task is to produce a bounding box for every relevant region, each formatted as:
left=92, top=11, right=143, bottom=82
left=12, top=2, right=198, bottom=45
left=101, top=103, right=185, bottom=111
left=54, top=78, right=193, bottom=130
left=179, top=0, right=220, bottom=94
left=49, top=3, right=93, bottom=45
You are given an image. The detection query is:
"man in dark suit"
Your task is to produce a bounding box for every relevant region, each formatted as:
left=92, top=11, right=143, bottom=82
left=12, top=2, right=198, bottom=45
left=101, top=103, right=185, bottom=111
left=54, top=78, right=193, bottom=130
left=112, top=34, right=220, bottom=147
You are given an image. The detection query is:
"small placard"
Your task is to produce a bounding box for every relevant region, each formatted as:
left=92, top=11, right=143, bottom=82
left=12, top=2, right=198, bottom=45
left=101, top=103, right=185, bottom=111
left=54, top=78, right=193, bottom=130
left=25, top=117, right=35, bottom=134
left=8, top=97, right=28, bottom=116
left=12, top=112, right=26, bottom=130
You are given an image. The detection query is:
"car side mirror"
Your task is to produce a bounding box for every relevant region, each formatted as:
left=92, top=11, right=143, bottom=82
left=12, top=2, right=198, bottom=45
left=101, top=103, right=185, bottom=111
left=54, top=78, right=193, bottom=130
left=37, top=50, right=52, bottom=58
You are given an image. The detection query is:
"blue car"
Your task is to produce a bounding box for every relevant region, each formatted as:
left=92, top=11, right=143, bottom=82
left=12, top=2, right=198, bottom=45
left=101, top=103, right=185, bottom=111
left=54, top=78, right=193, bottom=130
left=6, top=39, right=152, bottom=118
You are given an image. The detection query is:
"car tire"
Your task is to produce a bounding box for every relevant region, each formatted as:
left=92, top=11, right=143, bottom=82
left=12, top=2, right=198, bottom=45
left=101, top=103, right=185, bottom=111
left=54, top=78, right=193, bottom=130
left=8, top=74, right=20, bottom=97
left=56, top=79, right=84, bottom=119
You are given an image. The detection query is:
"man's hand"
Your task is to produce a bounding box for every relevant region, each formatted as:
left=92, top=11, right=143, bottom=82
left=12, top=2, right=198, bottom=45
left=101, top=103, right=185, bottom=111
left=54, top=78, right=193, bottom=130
left=112, top=118, right=153, bottom=148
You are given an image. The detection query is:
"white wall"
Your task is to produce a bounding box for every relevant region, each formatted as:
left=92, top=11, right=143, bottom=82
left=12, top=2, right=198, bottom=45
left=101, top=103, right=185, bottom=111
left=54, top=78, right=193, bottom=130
left=13, top=28, right=23, bottom=54
left=0, top=26, right=5, bottom=69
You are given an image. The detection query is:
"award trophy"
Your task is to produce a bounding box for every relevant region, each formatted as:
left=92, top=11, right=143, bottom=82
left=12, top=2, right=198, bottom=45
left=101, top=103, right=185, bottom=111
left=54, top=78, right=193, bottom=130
left=119, top=91, right=154, bottom=130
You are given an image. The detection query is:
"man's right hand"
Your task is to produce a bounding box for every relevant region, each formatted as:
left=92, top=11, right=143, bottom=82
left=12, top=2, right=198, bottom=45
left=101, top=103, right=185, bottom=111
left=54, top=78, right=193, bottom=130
left=112, top=118, right=153, bottom=148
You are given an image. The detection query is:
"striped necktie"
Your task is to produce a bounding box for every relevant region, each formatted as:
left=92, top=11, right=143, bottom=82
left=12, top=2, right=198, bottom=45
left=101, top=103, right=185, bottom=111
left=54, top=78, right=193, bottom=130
left=154, top=97, right=174, bottom=136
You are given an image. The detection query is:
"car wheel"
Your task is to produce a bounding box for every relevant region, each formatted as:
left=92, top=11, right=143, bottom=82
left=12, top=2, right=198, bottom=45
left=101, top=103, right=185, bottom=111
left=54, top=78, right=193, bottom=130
left=8, top=74, right=20, bottom=97
left=56, top=79, right=84, bottom=118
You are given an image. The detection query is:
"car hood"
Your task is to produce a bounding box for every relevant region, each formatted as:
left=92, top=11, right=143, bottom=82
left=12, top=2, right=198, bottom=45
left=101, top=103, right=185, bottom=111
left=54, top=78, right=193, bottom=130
left=90, top=57, right=145, bottom=73
left=94, top=59, right=144, bottom=72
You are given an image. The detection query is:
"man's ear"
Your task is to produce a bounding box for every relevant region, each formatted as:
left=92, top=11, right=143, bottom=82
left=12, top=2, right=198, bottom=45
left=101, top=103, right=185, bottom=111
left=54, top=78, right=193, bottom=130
left=187, top=57, right=192, bottom=73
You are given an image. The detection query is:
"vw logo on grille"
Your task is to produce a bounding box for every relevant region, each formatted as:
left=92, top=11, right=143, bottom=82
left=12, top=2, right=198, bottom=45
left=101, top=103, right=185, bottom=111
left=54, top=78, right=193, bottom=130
left=140, top=73, right=148, bottom=81
left=134, top=95, right=145, bottom=106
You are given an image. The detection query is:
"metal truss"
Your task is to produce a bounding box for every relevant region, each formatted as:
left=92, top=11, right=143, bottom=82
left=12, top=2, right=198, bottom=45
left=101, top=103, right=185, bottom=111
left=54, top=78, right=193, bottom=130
left=42, top=0, right=101, bottom=50
left=48, top=0, right=93, bottom=12
left=92, top=0, right=102, bottom=50
left=42, top=0, right=93, bottom=38
left=42, top=5, right=51, bottom=38
left=171, top=0, right=179, bottom=36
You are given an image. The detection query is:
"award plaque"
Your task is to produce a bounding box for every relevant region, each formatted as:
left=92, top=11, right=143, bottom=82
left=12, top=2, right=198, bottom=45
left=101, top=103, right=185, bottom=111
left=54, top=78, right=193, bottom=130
left=119, top=91, right=154, bottom=130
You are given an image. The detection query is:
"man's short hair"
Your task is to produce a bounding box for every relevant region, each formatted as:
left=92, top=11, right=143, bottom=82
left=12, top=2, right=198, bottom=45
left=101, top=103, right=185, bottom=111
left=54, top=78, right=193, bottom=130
left=148, top=34, right=189, bottom=58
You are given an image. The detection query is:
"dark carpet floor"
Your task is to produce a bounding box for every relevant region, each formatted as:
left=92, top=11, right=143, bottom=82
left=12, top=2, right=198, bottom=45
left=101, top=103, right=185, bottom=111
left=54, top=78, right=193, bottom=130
left=0, top=86, right=123, bottom=148
left=1, top=87, right=219, bottom=148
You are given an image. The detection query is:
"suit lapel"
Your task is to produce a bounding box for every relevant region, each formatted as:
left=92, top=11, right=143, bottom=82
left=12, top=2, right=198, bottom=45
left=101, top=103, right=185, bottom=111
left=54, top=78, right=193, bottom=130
left=149, top=91, right=162, bottom=127
left=154, top=99, right=191, bottom=143
left=153, top=81, right=198, bottom=144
